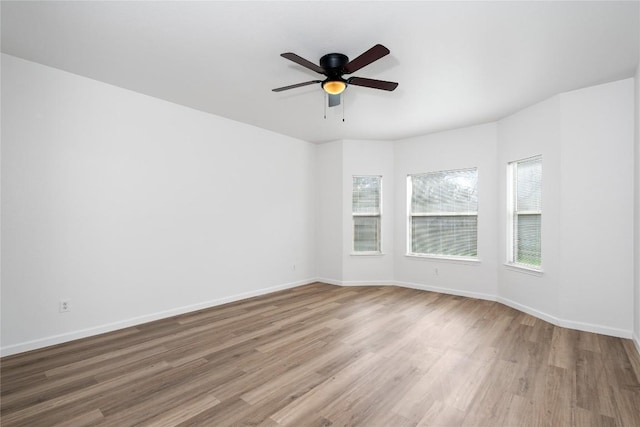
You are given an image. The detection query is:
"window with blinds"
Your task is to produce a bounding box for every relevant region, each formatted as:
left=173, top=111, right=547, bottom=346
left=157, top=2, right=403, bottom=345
left=508, top=156, right=542, bottom=268
left=352, top=176, right=382, bottom=253
left=352, top=176, right=382, bottom=254
left=407, top=168, right=478, bottom=258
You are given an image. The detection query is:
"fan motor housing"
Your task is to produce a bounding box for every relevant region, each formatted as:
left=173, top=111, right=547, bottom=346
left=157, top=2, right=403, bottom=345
left=320, top=53, right=349, bottom=75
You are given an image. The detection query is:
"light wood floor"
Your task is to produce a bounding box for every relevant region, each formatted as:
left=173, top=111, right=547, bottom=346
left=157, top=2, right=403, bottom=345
left=2, top=283, right=640, bottom=426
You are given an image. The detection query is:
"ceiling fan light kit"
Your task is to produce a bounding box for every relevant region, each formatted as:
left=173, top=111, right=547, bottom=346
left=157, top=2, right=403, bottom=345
left=322, top=80, right=346, bottom=95
left=273, top=44, right=398, bottom=109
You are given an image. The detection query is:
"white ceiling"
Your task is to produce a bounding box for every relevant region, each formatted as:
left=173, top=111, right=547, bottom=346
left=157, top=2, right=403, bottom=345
left=2, top=1, right=639, bottom=143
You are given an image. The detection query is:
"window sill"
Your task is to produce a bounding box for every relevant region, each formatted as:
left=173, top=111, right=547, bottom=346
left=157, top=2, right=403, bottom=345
left=405, top=253, right=481, bottom=265
left=503, top=263, right=544, bottom=276
left=351, top=252, right=385, bottom=257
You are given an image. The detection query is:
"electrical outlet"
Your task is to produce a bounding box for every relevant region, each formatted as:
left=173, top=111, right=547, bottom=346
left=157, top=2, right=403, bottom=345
left=59, top=299, right=71, bottom=313
left=293, top=264, right=296, bottom=271
left=434, top=268, right=439, bottom=276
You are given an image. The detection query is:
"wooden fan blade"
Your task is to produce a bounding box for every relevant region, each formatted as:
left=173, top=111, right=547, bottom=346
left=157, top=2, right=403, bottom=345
left=280, top=53, right=325, bottom=74
left=272, top=80, right=322, bottom=92
left=348, top=77, right=398, bottom=91
left=343, top=44, right=390, bottom=74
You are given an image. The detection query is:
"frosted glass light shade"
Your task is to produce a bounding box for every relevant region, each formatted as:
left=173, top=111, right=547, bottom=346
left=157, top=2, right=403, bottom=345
left=322, top=80, right=346, bottom=95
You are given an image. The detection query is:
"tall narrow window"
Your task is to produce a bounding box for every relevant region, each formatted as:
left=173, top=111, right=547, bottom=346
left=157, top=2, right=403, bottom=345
left=507, top=156, right=542, bottom=268
left=352, top=176, right=382, bottom=253
left=408, top=168, right=478, bottom=259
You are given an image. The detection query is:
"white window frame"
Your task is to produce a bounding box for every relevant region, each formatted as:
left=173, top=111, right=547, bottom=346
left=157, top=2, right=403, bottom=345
left=506, top=155, right=542, bottom=272
left=406, top=167, right=479, bottom=261
left=352, top=175, right=382, bottom=255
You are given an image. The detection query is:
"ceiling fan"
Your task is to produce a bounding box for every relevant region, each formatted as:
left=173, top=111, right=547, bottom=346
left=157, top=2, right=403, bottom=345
left=272, top=44, right=398, bottom=108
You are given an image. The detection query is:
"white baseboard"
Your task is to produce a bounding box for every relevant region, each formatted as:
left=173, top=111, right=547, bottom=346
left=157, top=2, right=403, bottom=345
left=497, top=296, right=632, bottom=338
left=315, top=277, right=342, bottom=286
left=496, top=296, right=560, bottom=326
left=325, top=279, right=634, bottom=340
left=4, top=277, right=636, bottom=357
left=318, top=278, right=404, bottom=287
left=395, top=280, right=496, bottom=302
left=318, top=279, right=635, bottom=340
left=557, top=318, right=632, bottom=339
left=341, top=280, right=396, bottom=287
left=0, top=278, right=316, bottom=357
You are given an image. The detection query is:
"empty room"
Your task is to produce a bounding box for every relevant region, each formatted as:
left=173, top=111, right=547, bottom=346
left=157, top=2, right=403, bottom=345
left=1, top=1, right=640, bottom=426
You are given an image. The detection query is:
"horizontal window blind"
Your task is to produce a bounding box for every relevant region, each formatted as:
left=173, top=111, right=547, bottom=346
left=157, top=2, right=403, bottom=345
left=353, top=176, right=381, bottom=215
left=354, top=216, right=380, bottom=252
left=352, top=176, right=381, bottom=253
left=409, top=168, right=478, bottom=258
left=511, top=156, right=542, bottom=267
left=516, top=157, right=542, bottom=212
left=516, top=214, right=541, bottom=265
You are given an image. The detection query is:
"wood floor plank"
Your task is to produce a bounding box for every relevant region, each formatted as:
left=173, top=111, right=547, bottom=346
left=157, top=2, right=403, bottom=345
left=51, top=408, right=104, bottom=427
left=542, top=364, right=574, bottom=427
left=95, top=360, right=242, bottom=427
left=269, top=352, right=383, bottom=425
left=137, top=393, right=220, bottom=427
left=1, top=361, right=171, bottom=426
left=2, top=282, right=640, bottom=426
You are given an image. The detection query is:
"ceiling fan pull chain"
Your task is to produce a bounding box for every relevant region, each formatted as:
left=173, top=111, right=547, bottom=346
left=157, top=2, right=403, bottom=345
left=324, top=92, right=327, bottom=119
left=342, top=93, right=345, bottom=122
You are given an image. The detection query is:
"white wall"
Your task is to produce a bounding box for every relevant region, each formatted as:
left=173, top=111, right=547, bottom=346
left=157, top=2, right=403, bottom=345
left=394, top=123, right=499, bottom=299
left=497, top=96, right=562, bottom=321
left=380, top=79, right=633, bottom=338
left=497, top=79, right=635, bottom=336
left=558, top=79, right=635, bottom=335
left=1, top=54, right=317, bottom=355
left=342, top=140, right=395, bottom=284
left=315, top=139, right=395, bottom=285
left=316, top=141, right=343, bottom=284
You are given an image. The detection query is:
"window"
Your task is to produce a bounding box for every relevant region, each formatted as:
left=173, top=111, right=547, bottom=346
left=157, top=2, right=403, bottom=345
left=507, top=156, right=542, bottom=268
left=407, top=168, right=478, bottom=259
left=352, top=176, right=382, bottom=253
